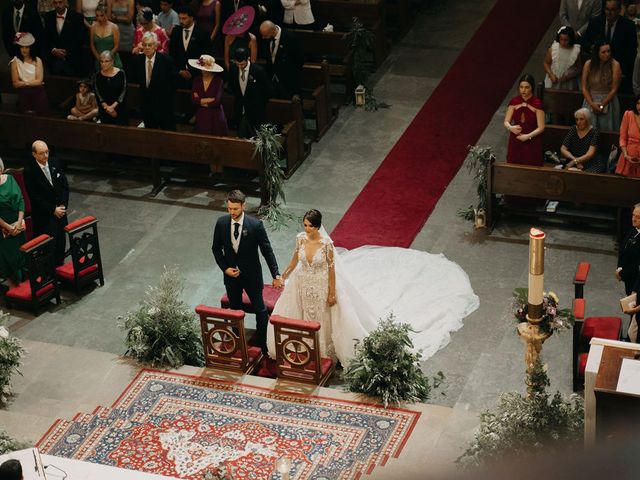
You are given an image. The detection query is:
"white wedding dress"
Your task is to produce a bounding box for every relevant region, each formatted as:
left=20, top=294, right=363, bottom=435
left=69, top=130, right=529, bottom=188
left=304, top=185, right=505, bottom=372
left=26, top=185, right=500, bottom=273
left=267, top=231, right=480, bottom=365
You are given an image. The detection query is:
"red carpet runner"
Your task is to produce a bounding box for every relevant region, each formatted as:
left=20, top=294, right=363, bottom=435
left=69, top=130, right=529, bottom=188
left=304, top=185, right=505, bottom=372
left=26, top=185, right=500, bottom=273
left=330, top=0, right=559, bottom=249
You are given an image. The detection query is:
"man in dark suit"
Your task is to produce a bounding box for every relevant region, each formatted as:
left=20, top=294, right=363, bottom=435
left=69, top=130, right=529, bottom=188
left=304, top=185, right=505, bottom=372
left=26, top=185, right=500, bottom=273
left=168, top=5, right=212, bottom=89
left=134, top=31, right=177, bottom=131
left=25, top=140, right=70, bottom=266
left=583, top=0, right=637, bottom=92
left=212, top=189, right=282, bottom=352
left=43, top=0, right=85, bottom=76
left=617, top=204, right=640, bottom=295
left=2, top=0, right=43, bottom=58
left=228, top=47, right=271, bottom=138
left=259, top=20, right=304, bottom=99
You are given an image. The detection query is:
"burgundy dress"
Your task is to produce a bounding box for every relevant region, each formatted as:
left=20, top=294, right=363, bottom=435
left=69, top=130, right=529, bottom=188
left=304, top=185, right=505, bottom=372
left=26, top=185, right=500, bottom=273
left=191, top=74, right=228, bottom=136
left=506, top=95, right=544, bottom=166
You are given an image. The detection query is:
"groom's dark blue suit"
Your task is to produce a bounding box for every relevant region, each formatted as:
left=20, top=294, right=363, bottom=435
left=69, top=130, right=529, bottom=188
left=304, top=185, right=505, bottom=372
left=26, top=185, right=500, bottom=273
left=212, top=213, right=280, bottom=351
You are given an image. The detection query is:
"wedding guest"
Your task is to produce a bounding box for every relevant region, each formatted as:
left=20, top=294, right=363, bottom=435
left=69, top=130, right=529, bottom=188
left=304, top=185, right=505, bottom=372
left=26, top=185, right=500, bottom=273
left=76, top=0, right=101, bottom=29
left=259, top=19, right=304, bottom=98
left=25, top=140, right=70, bottom=267
left=134, top=31, right=177, bottom=130
left=67, top=79, right=98, bottom=121
left=504, top=74, right=545, bottom=166
left=168, top=5, right=212, bottom=88
left=190, top=54, right=228, bottom=135
left=581, top=40, right=621, bottom=131
left=222, top=6, right=257, bottom=71
left=615, top=94, right=640, bottom=176
left=0, top=459, right=23, bottom=480
left=560, top=108, right=605, bottom=172
left=583, top=0, right=637, bottom=93
left=281, top=0, right=314, bottom=29
left=10, top=32, right=50, bottom=115
left=2, top=0, right=44, bottom=58
left=617, top=203, right=640, bottom=295
left=543, top=26, right=582, bottom=89
left=95, top=50, right=128, bottom=125
left=228, top=47, right=270, bottom=138
left=90, top=5, right=123, bottom=69
left=43, top=0, right=85, bottom=76
left=0, top=157, right=26, bottom=289
left=559, top=0, right=601, bottom=40
left=108, top=0, right=135, bottom=52
left=156, top=0, right=179, bottom=36
left=132, top=7, right=169, bottom=53
left=192, top=0, right=221, bottom=44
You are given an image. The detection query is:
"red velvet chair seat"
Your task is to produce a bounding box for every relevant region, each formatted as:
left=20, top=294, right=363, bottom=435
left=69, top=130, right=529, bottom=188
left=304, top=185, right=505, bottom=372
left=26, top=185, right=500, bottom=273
left=573, top=298, right=585, bottom=320
left=6, top=281, right=55, bottom=301
left=284, top=358, right=334, bottom=376
left=578, top=353, right=588, bottom=377
left=582, top=316, right=621, bottom=341
left=55, top=261, right=99, bottom=281
left=220, top=284, right=282, bottom=313
left=232, top=346, right=262, bottom=362
left=574, top=262, right=590, bottom=283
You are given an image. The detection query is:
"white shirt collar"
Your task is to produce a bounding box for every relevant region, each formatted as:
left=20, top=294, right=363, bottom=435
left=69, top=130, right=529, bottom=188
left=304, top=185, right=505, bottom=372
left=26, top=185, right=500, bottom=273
left=232, top=213, right=244, bottom=226
left=15, top=5, right=25, bottom=14
left=274, top=26, right=281, bottom=41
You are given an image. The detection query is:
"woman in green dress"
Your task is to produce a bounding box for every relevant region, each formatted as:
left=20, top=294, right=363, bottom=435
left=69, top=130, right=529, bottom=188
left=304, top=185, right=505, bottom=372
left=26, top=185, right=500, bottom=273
left=90, top=5, right=123, bottom=70
left=0, top=158, right=26, bottom=288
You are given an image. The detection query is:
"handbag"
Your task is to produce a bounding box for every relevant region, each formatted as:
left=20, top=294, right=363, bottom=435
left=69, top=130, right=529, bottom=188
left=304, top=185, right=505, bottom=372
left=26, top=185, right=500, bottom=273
left=608, top=144, right=619, bottom=173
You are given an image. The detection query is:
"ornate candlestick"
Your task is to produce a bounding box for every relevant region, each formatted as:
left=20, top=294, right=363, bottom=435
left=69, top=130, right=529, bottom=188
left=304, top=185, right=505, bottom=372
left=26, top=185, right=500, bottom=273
left=518, top=228, right=552, bottom=392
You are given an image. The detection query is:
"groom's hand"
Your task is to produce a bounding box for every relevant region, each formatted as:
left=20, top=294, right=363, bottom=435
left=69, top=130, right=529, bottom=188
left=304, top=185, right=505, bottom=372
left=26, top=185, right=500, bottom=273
left=272, top=276, right=284, bottom=289
left=225, top=267, right=241, bottom=277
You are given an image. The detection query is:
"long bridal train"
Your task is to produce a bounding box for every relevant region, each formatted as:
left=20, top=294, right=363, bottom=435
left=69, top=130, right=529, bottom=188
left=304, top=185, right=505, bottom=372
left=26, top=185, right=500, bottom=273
left=267, top=241, right=480, bottom=365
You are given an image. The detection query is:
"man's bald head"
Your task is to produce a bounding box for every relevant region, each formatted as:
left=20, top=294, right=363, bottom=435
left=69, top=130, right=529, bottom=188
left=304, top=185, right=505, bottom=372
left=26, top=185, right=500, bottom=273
left=32, top=140, right=50, bottom=165
left=259, top=20, right=277, bottom=39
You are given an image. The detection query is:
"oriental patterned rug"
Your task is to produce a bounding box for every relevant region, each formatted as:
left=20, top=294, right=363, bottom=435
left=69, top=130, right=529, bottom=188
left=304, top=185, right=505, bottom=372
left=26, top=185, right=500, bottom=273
left=37, top=369, right=421, bottom=480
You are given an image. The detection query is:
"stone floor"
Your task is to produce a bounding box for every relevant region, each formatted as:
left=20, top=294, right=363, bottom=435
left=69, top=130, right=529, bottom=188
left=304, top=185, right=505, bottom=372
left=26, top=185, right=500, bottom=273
left=0, top=0, right=630, bottom=478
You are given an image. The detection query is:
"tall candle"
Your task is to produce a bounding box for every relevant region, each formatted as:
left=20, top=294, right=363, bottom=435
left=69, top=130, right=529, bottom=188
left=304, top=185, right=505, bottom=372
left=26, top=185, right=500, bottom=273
left=527, top=228, right=545, bottom=322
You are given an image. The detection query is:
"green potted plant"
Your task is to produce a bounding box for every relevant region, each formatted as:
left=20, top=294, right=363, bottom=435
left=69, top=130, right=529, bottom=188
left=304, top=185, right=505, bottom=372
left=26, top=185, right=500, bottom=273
left=0, top=312, right=24, bottom=405
left=458, top=145, right=495, bottom=228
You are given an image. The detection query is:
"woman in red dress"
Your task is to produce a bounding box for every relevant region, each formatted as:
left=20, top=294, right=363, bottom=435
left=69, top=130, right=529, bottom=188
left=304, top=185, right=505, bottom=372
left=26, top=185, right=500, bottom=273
left=504, top=74, right=546, bottom=166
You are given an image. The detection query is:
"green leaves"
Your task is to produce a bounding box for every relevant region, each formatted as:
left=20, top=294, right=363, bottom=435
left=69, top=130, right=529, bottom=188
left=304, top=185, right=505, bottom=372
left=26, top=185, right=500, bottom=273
left=343, top=314, right=443, bottom=408
left=0, top=312, right=24, bottom=406
left=118, top=266, right=204, bottom=368
left=0, top=429, right=30, bottom=455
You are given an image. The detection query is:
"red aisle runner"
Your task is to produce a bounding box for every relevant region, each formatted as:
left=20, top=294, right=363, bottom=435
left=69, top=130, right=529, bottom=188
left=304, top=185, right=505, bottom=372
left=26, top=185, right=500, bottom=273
left=330, top=0, right=559, bottom=249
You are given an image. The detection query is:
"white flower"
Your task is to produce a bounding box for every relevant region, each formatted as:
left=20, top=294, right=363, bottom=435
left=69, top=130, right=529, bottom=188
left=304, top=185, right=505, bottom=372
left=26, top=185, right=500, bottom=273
left=147, top=307, right=159, bottom=316
left=0, top=326, right=9, bottom=339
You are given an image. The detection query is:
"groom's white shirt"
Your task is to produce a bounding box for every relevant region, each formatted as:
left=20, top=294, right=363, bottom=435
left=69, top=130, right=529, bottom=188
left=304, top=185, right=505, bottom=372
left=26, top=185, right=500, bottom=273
left=231, top=213, right=245, bottom=253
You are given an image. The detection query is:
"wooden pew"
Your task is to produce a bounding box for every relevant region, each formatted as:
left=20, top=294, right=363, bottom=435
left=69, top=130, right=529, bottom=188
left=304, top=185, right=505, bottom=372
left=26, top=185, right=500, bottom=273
left=385, top=0, right=410, bottom=38
left=314, top=0, right=387, bottom=67
left=301, top=61, right=336, bottom=139
left=541, top=125, right=619, bottom=159
left=0, top=110, right=269, bottom=198
left=484, top=159, right=640, bottom=238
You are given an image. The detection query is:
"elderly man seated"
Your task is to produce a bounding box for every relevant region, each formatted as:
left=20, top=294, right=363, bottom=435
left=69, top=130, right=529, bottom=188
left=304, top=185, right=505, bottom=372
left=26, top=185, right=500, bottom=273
left=560, top=107, right=606, bottom=172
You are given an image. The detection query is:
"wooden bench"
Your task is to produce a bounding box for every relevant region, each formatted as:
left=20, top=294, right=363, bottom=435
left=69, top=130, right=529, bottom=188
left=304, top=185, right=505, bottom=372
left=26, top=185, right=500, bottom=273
left=485, top=159, right=640, bottom=238
left=537, top=84, right=635, bottom=126
left=385, top=0, right=410, bottom=37
left=0, top=110, right=271, bottom=200
left=314, top=0, right=387, bottom=67
left=300, top=61, right=336, bottom=139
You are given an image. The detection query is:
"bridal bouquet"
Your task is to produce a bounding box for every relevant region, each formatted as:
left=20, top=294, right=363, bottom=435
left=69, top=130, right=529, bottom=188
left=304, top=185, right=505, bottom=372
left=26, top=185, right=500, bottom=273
left=513, top=288, right=574, bottom=335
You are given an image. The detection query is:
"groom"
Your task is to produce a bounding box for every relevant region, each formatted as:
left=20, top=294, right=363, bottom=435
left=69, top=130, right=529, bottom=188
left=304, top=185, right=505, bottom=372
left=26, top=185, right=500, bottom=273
left=212, top=190, right=283, bottom=352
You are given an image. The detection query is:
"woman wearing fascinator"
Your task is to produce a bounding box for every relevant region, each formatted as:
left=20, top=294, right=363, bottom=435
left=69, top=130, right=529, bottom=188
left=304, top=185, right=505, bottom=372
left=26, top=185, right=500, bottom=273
left=9, top=32, right=49, bottom=115
left=190, top=54, right=228, bottom=136
left=267, top=209, right=479, bottom=365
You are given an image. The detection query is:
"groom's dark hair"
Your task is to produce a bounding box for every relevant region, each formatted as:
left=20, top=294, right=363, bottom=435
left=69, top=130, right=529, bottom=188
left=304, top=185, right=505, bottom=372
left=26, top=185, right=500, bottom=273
left=0, top=459, right=22, bottom=480
left=227, top=190, right=246, bottom=204
left=304, top=209, right=322, bottom=228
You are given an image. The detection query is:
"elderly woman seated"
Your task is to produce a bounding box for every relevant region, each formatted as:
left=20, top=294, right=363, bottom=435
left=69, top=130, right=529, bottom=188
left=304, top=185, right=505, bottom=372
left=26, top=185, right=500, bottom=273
left=560, top=107, right=606, bottom=172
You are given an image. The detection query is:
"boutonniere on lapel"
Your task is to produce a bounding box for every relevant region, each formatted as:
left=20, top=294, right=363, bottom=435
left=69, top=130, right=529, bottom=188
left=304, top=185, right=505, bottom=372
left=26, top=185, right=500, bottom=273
left=242, top=229, right=248, bottom=237
left=248, top=74, right=254, bottom=82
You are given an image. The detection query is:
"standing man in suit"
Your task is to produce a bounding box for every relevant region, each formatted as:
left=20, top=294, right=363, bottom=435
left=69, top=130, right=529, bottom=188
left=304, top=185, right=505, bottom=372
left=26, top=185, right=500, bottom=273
left=617, top=203, right=640, bottom=295
left=583, top=0, right=637, bottom=92
left=43, top=0, right=85, bottom=76
left=228, top=47, right=271, bottom=138
left=168, top=5, right=212, bottom=89
left=135, top=31, right=177, bottom=131
left=25, top=140, right=70, bottom=266
left=2, top=0, right=44, bottom=58
left=259, top=20, right=304, bottom=99
left=212, top=189, right=283, bottom=352
left=559, top=0, right=601, bottom=41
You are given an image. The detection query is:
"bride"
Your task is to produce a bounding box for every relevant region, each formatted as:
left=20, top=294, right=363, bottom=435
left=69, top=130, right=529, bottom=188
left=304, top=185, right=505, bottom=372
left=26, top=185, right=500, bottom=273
left=267, top=209, right=480, bottom=364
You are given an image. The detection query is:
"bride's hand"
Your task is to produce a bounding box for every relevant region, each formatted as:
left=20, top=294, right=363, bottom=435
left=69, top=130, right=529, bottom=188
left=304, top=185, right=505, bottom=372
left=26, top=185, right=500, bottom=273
left=327, top=293, right=337, bottom=306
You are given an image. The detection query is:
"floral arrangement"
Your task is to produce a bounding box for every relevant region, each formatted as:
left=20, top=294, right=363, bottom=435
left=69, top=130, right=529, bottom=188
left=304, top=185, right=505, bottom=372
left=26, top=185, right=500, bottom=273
left=513, top=288, right=574, bottom=334
left=343, top=314, right=444, bottom=408
left=0, top=429, right=30, bottom=455
left=456, top=359, right=584, bottom=468
left=118, top=266, right=204, bottom=368
left=457, top=145, right=495, bottom=223
left=0, top=311, right=25, bottom=405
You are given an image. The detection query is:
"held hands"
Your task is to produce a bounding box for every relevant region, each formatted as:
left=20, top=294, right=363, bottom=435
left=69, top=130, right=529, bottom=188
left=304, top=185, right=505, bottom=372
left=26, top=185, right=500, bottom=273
left=272, top=276, right=284, bottom=289
left=179, top=70, right=192, bottom=80
left=615, top=270, right=622, bottom=281
left=509, top=125, right=522, bottom=135
left=516, top=134, right=530, bottom=142
left=225, top=267, right=241, bottom=278
left=327, top=292, right=337, bottom=307
left=54, top=205, right=66, bottom=218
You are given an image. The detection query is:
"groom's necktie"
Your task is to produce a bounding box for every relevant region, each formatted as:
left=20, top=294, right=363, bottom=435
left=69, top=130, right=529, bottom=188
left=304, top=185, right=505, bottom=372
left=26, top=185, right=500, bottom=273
left=233, top=222, right=240, bottom=240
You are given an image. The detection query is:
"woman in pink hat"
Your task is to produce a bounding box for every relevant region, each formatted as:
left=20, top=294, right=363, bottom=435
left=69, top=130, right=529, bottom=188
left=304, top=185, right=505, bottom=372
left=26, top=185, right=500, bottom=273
left=222, top=6, right=257, bottom=71
left=190, top=54, right=228, bottom=136
left=9, top=32, right=49, bottom=115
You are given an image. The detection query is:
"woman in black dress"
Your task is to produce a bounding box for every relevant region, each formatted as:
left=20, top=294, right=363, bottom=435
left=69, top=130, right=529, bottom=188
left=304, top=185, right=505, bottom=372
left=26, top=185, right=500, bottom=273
left=560, top=107, right=605, bottom=172
left=94, top=50, right=128, bottom=125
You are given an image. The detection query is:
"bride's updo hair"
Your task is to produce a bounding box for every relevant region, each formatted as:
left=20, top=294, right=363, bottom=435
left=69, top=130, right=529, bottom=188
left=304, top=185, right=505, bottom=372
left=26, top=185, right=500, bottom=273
left=303, top=209, right=322, bottom=228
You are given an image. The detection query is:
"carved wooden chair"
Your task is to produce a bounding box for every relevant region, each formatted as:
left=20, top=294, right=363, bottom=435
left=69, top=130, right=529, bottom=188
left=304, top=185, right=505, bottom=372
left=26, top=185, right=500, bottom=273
left=270, top=315, right=335, bottom=386
left=55, top=216, right=104, bottom=293
left=196, top=304, right=263, bottom=374
left=220, top=284, right=282, bottom=314
left=6, top=234, right=60, bottom=313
